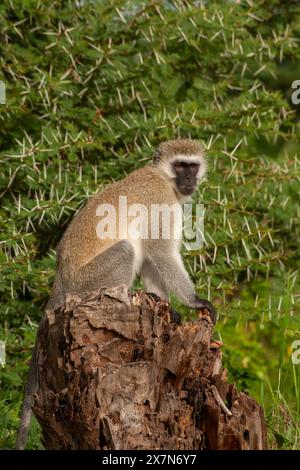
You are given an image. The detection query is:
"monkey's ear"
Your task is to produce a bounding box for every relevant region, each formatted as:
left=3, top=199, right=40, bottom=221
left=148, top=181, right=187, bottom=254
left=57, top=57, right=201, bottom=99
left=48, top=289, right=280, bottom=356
left=153, top=148, right=161, bottom=164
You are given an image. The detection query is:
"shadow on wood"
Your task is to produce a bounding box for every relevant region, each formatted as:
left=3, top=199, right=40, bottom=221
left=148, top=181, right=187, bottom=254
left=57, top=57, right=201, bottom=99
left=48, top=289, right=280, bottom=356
left=33, top=286, right=267, bottom=450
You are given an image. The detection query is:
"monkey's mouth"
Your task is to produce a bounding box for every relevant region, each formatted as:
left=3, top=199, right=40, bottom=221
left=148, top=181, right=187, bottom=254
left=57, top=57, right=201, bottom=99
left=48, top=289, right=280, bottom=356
left=178, top=185, right=195, bottom=195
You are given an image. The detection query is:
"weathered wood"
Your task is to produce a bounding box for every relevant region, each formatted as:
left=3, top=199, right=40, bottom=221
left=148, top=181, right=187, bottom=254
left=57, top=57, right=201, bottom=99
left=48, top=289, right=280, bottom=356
left=33, top=286, right=267, bottom=450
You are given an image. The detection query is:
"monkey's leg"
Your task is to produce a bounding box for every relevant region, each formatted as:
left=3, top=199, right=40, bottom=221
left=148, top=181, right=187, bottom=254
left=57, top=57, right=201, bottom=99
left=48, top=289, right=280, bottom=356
left=141, top=258, right=181, bottom=325
left=69, top=240, right=136, bottom=293
left=140, top=258, right=169, bottom=301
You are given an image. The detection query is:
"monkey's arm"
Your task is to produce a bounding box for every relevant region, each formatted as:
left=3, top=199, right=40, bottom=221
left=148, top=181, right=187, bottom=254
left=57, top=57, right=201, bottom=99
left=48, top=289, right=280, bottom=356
left=145, top=245, right=217, bottom=323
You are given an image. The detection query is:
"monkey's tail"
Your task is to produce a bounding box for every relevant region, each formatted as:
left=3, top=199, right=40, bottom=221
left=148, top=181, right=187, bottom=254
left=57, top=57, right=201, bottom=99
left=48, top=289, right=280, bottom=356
left=15, top=346, right=38, bottom=450
left=16, top=275, right=65, bottom=449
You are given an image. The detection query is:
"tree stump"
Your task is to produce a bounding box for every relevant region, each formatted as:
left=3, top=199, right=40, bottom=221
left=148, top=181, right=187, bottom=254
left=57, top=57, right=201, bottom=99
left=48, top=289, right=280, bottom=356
left=33, top=286, right=267, bottom=450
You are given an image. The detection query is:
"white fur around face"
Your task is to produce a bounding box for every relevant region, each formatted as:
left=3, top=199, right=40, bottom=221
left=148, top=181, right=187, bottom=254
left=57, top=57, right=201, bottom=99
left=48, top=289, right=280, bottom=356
left=159, top=154, right=207, bottom=183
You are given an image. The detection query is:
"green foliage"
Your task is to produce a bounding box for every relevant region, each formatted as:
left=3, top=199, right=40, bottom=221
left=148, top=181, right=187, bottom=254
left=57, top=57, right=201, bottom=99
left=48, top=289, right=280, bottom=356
left=0, top=0, right=300, bottom=449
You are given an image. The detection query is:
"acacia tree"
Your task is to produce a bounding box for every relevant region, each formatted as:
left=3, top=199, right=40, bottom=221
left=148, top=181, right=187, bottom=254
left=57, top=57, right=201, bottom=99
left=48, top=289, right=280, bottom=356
left=0, top=0, right=299, bottom=449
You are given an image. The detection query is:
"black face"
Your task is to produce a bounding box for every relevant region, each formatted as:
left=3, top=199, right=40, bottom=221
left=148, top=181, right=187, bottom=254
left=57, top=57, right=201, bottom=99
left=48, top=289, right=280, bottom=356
left=173, top=161, right=200, bottom=195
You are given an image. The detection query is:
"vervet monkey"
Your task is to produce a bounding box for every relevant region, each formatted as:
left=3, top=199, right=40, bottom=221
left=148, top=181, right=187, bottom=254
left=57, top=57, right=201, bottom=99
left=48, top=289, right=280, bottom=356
left=16, top=139, right=217, bottom=449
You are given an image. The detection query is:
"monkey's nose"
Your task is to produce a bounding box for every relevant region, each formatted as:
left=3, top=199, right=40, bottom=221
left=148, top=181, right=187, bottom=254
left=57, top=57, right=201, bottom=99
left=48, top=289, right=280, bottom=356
left=185, top=180, right=195, bottom=189
left=186, top=176, right=194, bottom=185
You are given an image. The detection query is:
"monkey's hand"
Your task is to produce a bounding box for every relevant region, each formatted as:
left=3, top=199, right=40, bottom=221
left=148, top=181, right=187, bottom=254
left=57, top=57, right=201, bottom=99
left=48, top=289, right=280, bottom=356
left=192, top=297, right=218, bottom=325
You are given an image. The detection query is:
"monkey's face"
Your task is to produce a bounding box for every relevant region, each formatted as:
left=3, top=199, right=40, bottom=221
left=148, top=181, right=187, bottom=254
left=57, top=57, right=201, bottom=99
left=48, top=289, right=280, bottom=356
left=153, top=140, right=207, bottom=199
left=172, top=160, right=201, bottom=196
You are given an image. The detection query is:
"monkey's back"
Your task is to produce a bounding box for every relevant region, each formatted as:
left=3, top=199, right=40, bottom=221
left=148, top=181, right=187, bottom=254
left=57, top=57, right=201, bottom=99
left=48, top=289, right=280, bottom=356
left=57, top=165, right=178, bottom=278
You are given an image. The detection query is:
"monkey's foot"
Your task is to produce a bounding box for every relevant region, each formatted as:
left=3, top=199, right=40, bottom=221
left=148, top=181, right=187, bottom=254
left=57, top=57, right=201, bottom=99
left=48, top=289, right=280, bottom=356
left=169, top=309, right=181, bottom=325
left=146, top=292, right=162, bottom=303
left=146, top=293, right=181, bottom=325
left=197, top=300, right=218, bottom=325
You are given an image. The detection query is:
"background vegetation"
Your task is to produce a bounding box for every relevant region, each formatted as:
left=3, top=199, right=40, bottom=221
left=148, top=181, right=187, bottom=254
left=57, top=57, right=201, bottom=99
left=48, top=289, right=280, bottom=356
left=0, top=0, right=300, bottom=449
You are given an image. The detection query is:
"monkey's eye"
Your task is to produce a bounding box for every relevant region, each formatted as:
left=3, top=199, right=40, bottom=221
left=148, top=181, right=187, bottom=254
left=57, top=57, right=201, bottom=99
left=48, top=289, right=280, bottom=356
left=173, top=162, right=185, bottom=173
left=189, top=163, right=200, bottom=175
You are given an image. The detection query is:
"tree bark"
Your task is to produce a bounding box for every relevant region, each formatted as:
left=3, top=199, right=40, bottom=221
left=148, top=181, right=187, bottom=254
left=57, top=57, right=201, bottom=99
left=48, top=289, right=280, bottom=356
left=33, top=286, right=267, bottom=450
